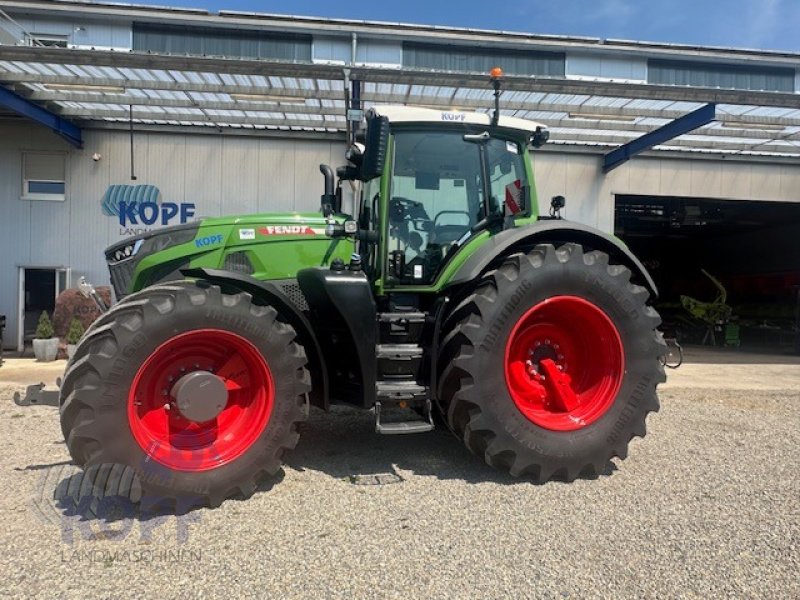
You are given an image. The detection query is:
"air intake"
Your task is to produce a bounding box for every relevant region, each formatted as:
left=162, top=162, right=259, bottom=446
left=223, top=251, right=254, bottom=275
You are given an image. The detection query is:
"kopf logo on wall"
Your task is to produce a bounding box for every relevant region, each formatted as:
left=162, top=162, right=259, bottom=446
left=101, top=184, right=196, bottom=236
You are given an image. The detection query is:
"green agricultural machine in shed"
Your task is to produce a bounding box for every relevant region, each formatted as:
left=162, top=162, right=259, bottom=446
left=60, top=72, right=666, bottom=508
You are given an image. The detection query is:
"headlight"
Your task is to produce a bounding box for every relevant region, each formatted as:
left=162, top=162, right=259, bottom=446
left=110, top=239, right=143, bottom=264
left=139, top=225, right=199, bottom=255
left=106, top=223, right=200, bottom=265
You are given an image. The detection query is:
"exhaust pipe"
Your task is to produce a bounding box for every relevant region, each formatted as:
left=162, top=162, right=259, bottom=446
left=320, top=164, right=334, bottom=197
left=320, top=164, right=336, bottom=217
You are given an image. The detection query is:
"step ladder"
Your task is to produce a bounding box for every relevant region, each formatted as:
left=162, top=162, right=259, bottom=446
left=374, top=312, right=434, bottom=435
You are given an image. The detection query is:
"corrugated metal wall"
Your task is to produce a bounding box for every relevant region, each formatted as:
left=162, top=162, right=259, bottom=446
left=533, top=152, right=800, bottom=232
left=1, top=121, right=799, bottom=348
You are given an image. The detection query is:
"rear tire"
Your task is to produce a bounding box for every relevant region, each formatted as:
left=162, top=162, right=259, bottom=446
left=59, top=282, right=310, bottom=510
left=438, top=243, right=666, bottom=482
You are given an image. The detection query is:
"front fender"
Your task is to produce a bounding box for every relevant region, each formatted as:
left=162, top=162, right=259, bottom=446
left=181, top=267, right=329, bottom=410
left=445, top=220, right=658, bottom=300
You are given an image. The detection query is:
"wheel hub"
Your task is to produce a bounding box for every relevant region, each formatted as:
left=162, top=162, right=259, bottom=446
left=504, top=296, right=624, bottom=431
left=527, top=341, right=564, bottom=377
left=170, top=370, right=228, bottom=423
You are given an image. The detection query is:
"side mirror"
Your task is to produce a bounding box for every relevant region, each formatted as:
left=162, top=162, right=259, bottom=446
left=345, top=143, right=364, bottom=166
left=550, top=195, right=565, bottom=218
left=530, top=126, right=550, bottom=148
left=360, top=114, right=390, bottom=181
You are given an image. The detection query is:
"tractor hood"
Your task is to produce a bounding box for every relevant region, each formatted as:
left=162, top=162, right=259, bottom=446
left=105, top=212, right=354, bottom=299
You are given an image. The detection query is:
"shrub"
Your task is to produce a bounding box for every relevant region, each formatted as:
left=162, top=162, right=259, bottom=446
left=66, top=317, right=85, bottom=345
left=35, top=311, right=55, bottom=339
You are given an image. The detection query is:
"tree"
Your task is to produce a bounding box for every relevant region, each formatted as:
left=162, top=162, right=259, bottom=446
left=66, top=317, right=85, bottom=345
left=35, top=311, right=55, bottom=339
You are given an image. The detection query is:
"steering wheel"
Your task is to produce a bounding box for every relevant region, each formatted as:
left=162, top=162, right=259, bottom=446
left=389, top=197, right=431, bottom=224
left=432, top=210, right=471, bottom=244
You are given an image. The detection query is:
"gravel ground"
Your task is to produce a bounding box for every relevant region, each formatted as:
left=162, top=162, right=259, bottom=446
left=0, top=354, right=798, bottom=599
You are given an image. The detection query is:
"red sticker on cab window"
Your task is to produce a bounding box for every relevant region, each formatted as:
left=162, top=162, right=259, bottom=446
left=505, top=179, right=522, bottom=215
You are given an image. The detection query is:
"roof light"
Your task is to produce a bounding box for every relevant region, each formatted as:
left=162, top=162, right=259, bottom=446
left=489, top=66, right=504, bottom=80
left=568, top=112, right=636, bottom=122
left=46, top=83, right=125, bottom=93
left=720, top=121, right=785, bottom=132
left=229, top=92, right=307, bottom=104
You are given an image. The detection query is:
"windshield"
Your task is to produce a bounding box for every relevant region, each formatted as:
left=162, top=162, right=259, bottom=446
left=385, top=129, right=528, bottom=284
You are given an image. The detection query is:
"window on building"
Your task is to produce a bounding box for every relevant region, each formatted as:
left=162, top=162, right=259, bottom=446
left=132, top=23, right=312, bottom=61
left=26, top=34, right=69, bottom=48
left=403, top=42, right=565, bottom=77
left=648, top=59, right=795, bottom=93
left=22, top=153, right=66, bottom=201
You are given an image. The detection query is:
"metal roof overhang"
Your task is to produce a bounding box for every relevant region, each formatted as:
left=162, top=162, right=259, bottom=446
left=0, top=82, right=82, bottom=147
left=0, top=45, right=799, bottom=164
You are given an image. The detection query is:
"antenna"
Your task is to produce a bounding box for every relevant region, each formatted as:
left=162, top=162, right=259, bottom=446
left=490, top=67, right=504, bottom=126
left=129, top=105, right=137, bottom=181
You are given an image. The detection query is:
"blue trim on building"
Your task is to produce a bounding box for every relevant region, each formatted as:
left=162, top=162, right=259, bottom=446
left=0, top=84, right=83, bottom=148
left=603, top=103, right=717, bottom=173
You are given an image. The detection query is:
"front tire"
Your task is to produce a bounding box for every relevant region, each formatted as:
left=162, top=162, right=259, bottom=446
left=438, top=243, right=666, bottom=482
left=59, top=282, right=310, bottom=509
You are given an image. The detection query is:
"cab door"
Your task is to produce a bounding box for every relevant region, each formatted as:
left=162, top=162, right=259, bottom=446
left=382, top=129, right=483, bottom=287
left=381, top=129, right=531, bottom=291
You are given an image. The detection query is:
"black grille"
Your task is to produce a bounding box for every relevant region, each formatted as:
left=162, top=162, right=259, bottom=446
left=108, top=258, right=137, bottom=299
left=275, top=280, right=308, bottom=312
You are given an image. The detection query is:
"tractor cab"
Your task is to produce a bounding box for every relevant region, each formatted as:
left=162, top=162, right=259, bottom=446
left=335, top=105, right=550, bottom=290
left=361, top=106, right=547, bottom=288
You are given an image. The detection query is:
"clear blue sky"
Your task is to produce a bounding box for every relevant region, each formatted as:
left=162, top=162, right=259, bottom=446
left=123, top=0, right=800, bottom=52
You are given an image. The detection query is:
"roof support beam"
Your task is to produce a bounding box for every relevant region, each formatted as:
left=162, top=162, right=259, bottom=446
left=24, top=90, right=344, bottom=114
left=0, top=84, right=82, bottom=147
left=60, top=107, right=345, bottom=130
left=603, top=103, right=716, bottom=172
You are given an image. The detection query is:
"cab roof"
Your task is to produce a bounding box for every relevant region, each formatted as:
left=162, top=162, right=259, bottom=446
left=369, top=105, right=548, bottom=135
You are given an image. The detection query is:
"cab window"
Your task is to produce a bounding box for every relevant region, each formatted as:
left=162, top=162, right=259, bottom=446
left=485, top=138, right=528, bottom=217
left=387, top=130, right=482, bottom=284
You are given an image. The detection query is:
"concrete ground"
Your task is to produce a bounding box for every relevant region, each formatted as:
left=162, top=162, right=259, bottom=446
left=0, top=347, right=798, bottom=598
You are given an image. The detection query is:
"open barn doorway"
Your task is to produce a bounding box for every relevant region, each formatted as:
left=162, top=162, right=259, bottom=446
left=615, top=195, right=800, bottom=354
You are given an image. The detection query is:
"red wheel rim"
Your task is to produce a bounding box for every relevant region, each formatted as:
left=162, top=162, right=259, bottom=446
left=504, top=296, right=624, bottom=431
left=128, top=329, right=274, bottom=472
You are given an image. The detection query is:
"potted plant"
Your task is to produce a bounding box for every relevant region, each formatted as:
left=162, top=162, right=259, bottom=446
left=32, top=311, right=59, bottom=362
left=65, top=317, right=85, bottom=360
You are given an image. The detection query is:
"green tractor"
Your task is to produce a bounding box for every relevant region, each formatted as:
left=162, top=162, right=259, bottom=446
left=60, top=76, right=665, bottom=508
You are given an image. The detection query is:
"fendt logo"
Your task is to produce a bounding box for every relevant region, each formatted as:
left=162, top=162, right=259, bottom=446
left=102, top=184, right=196, bottom=236
left=258, top=225, right=316, bottom=236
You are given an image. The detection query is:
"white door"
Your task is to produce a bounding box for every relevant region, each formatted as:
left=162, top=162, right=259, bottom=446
left=16, top=267, right=72, bottom=352
left=56, top=268, right=71, bottom=297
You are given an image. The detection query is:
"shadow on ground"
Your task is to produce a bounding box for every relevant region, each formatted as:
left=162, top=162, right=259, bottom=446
left=33, top=405, right=613, bottom=522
